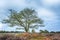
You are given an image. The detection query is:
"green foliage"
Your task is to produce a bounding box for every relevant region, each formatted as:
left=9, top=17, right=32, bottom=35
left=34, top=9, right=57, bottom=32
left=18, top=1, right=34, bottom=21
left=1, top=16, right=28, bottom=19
left=0, top=31, right=24, bottom=33
left=40, top=30, right=49, bottom=33
left=44, top=30, right=49, bottom=33
left=32, top=29, right=35, bottom=33
left=2, top=8, right=44, bottom=32
left=50, top=31, right=55, bottom=33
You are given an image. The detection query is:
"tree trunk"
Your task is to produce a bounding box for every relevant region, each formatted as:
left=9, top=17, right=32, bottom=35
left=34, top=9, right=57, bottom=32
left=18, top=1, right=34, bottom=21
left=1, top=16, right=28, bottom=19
left=25, top=27, right=29, bottom=32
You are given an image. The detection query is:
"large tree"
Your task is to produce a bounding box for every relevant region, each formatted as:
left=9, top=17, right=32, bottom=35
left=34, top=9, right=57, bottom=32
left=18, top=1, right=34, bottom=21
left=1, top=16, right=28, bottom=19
left=2, top=8, right=44, bottom=32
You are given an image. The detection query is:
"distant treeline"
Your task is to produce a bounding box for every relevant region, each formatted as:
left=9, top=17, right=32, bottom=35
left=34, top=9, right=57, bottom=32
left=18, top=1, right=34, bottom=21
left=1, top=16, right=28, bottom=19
left=0, top=30, right=60, bottom=33
left=39, top=30, right=60, bottom=33
left=50, top=31, right=60, bottom=33
left=0, top=31, right=24, bottom=33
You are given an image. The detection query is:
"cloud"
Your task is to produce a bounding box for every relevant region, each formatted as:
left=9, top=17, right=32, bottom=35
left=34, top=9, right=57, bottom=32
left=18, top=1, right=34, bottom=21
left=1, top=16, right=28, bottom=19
left=0, top=23, right=17, bottom=31
left=8, top=0, right=27, bottom=10
left=0, top=0, right=8, bottom=9
left=41, top=0, right=60, bottom=7
left=37, top=7, right=57, bottom=21
left=7, top=0, right=40, bottom=10
left=44, top=0, right=59, bottom=4
left=11, top=0, right=27, bottom=6
left=36, top=7, right=58, bottom=31
left=26, top=0, right=39, bottom=9
left=0, top=23, right=3, bottom=30
left=0, top=0, right=59, bottom=31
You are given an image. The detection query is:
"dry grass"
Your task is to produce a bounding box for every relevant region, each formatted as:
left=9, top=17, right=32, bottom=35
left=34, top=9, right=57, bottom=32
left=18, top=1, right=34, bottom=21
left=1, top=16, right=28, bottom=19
left=0, top=33, right=60, bottom=40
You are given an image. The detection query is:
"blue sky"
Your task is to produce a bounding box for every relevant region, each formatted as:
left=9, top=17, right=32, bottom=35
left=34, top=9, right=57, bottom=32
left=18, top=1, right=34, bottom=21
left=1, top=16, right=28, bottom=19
left=0, top=0, right=60, bottom=32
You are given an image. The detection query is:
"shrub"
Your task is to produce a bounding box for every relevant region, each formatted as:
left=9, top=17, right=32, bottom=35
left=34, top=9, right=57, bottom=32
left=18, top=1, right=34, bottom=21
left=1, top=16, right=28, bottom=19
left=53, top=38, right=58, bottom=40
left=0, top=34, right=14, bottom=40
left=0, top=34, right=27, bottom=40
left=6, top=36, right=27, bottom=40
left=31, top=33, right=39, bottom=38
left=16, top=33, right=31, bottom=38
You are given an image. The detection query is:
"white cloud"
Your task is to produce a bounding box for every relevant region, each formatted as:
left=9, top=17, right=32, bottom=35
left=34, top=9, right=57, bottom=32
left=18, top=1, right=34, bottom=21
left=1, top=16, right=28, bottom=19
left=0, top=0, right=7, bottom=8
left=36, top=7, right=58, bottom=31
left=36, top=7, right=57, bottom=21
left=27, top=0, right=38, bottom=9
left=8, top=0, right=39, bottom=10
left=0, top=23, right=3, bottom=30
left=10, top=0, right=27, bottom=8
left=45, top=0, right=59, bottom=4
left=0, top=23, right=3, bottom=27
left=42, top=0, right=60, bottom=6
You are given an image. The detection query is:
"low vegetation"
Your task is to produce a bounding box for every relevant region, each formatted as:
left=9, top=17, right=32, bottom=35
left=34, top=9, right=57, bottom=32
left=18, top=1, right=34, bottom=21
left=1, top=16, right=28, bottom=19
left=0, top=32, right=60, bottom=40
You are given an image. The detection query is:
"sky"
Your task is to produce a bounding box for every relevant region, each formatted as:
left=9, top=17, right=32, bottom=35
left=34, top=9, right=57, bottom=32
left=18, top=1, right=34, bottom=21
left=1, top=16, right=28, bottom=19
left=0, top=0, right=60, bottom=32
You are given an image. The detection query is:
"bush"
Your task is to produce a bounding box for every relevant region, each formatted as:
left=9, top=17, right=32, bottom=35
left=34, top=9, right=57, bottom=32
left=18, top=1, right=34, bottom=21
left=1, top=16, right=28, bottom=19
left=15, top=33, right=31, bottom=39
left=53, top=38, right=58, bottom=40
left=6, top=36, right=27, bottom=40
left=0, top=34, right=14, bottom=40
left=0, top=34, right=27, bottom=40
left=31, top=33, right=39, bottom=38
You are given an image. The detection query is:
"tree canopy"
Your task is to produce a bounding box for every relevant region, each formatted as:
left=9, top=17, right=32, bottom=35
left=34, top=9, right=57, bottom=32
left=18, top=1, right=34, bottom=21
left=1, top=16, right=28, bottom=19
left=2, top=8, right=44, bottom=32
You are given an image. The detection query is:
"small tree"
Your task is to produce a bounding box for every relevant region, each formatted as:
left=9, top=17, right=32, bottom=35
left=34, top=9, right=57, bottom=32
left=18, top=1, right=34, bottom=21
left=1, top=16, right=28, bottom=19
left=40, top=30, right=44, bottom=33
left=44, top=30, right=49, bottom=33
left=40, top=30, right=49, bottom=33
left=2, top=8, right=44, bottom=32
left=32, top=29, right=35, bottom=33
left=50, top=31, right=55, bottom=33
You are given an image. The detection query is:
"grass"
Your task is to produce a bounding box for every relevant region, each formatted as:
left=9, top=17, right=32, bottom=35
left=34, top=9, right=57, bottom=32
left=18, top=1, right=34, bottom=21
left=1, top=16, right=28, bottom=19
left=0, top=33, right=51, bottom=40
